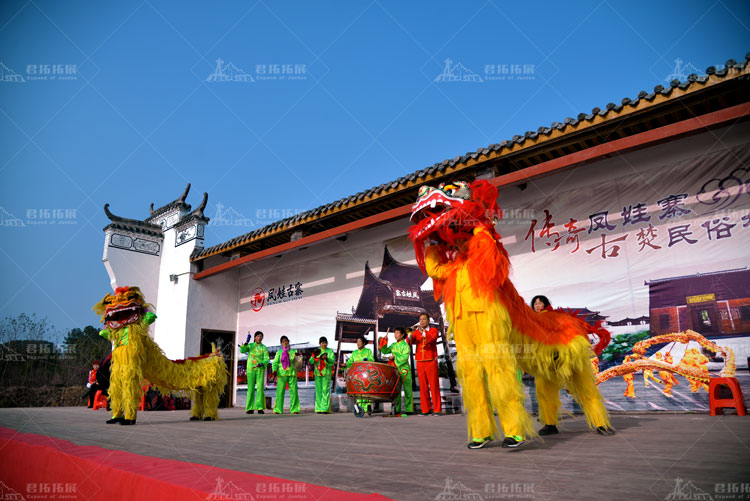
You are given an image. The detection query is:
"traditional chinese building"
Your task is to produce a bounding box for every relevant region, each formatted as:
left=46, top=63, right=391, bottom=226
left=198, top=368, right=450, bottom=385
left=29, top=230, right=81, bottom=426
left=645, top=268, right=750, bottom=337
left=331, top=247, right=457, bottom=387
left=101, top=53, right=750, bottom=406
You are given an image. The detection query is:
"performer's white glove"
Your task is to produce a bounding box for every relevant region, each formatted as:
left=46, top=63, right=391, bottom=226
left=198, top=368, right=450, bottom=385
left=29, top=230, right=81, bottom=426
left=86, top=383, right=91, bottom=388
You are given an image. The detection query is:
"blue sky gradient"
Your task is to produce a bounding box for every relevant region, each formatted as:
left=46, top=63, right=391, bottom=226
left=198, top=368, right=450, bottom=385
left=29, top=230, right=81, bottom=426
left=1, top=0, right=748, bottom=333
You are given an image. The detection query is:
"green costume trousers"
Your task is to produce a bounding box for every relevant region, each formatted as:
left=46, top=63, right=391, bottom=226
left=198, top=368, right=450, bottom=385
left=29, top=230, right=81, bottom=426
left=246, top=368, right=266, bottom=411
left=314, top=375, right=332, bottom=413
left=393, top=369, right=414, bottom=414
left=274, top=375, right=300, bottom=414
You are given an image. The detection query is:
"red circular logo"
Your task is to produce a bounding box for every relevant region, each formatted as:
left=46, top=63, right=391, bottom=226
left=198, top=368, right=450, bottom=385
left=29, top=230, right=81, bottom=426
left=250, top=287, right=265, bottom=312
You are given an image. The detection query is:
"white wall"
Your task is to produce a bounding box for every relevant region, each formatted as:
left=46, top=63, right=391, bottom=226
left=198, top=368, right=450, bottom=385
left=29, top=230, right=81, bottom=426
left=102, top=230, right=162, bottom=325
left=153, top=225, right=200, bottom=359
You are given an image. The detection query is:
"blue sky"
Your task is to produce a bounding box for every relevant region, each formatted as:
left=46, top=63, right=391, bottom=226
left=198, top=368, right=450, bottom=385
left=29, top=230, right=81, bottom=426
left=0, top=0, right=748, bottom=334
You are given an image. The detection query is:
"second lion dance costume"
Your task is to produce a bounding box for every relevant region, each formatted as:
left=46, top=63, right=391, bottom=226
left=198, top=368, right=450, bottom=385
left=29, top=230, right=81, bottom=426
left=93, top=286, right=228, bottom=425
left=409, top=180, right=614, bottom=448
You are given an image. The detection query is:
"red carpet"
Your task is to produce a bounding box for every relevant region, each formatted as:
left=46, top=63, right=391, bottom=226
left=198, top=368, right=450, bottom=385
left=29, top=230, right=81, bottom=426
left=0, top=426, right=390, bottom=500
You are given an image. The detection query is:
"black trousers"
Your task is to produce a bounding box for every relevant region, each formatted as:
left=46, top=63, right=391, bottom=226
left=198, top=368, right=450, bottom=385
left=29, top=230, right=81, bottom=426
left=88, top=384, right=103, bottom=407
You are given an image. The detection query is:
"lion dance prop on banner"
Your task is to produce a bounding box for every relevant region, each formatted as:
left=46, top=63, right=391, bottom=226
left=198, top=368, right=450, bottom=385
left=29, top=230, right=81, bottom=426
left=93, top=286, right=228, bottom=425
left=409, top=180, right=614, bottom=448
left=596, top=330, right=736, bottom=398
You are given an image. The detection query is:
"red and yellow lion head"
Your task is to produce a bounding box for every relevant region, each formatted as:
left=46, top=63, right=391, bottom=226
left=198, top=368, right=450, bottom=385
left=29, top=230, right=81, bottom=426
left=409, top=179, right=504, bottom=271
left=92, top=286, right=151, bottom=330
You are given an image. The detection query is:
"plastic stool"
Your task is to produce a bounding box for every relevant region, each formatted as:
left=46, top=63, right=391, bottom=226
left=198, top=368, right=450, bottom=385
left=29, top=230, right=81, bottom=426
left=92, top=390, right=108, bottom=410
left=709, top=377, right=747, bottom=416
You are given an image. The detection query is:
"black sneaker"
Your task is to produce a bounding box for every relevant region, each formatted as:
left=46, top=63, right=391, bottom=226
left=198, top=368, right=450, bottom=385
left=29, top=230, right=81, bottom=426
left=246, top=410, right=254, bottom=414
left=106, top=417, right=124, bottom=424
left=467, top=438, right=492, bottom=449
left=203, top=417, right=215, bottom=421
left=539, top=425, right=559, bottom=435
left=501, top=436, right=524, bottom=448
left=189, top=416, right=200, bottom=421
left=119, top=419, right=136, bottom=426
left=258, top=410, right=264, bottom=415
left=597, top=426, right=615, bottom=436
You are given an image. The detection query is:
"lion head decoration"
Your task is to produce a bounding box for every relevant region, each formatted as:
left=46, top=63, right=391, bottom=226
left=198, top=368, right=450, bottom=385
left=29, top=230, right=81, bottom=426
left=92, top=286, right=153, bottom=330
left=408, top=179, right=506, bottom=273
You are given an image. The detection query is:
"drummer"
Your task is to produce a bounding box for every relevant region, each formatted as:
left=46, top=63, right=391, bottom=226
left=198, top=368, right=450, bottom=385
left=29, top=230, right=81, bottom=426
left=272, top=335, right=300, bottom=414
left=346, top=335, right=374, bottom=414
left=381, top=327, right=413, bottom=417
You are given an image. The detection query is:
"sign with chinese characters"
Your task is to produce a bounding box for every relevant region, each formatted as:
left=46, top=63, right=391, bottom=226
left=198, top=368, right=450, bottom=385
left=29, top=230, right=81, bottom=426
left=394, top=288, right=420, bottom=302
left=248, top=282, right=304, bottom=312
left=687, top=293, right=716, bottom=304
left=497, top=140, right=749, bottom=339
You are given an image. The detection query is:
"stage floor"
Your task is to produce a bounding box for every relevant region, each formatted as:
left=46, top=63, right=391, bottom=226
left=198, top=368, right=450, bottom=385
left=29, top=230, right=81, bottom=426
left=0, top=407, right=747, bottom=500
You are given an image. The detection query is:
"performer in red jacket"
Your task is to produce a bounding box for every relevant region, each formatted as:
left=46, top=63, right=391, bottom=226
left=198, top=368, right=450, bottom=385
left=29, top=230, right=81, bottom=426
left=410, top=313, right=441, bottom=415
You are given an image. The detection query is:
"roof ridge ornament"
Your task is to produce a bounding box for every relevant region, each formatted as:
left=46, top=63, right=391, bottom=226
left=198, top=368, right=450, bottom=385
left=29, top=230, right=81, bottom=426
left=191, top=192, right=208, bottom=218
left=148, top=183, right=193, bottom=219
left=178, top=183, right=191, bottom=203
left=103, top=203, right=118, bottom=221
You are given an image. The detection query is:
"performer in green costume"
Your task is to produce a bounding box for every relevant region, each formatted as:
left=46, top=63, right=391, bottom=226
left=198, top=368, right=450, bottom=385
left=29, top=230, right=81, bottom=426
left=310, top=336, right=335, bottom=413
left=346, top=335, right=374, bottom=414
left=239, top=331, right=269, bottom=414
left=381, top=327, right=413, bottom=417
left=272, top=336, right=300, bottom=414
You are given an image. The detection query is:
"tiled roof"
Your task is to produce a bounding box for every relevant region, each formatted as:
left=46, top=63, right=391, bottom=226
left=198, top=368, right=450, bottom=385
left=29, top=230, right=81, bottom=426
left=192, top=53, right=750, bottom=262
left=103, top=204, right=163, bottom=237
left=644, top=267, right=748, bottom=285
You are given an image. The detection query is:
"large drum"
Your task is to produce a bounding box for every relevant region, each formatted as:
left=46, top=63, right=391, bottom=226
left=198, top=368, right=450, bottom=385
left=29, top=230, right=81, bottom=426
left=346, top=361, right=402, bottom=402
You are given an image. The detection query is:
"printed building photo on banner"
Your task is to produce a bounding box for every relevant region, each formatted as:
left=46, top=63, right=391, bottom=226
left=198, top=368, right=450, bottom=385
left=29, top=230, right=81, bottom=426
left=497, top=138, right=750, bottom=413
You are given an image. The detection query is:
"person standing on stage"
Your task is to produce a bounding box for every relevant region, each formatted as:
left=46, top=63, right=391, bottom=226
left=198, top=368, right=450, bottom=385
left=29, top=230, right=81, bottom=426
left=410, top=313, right=441, bottom=416
left=240, top=331, right=269, bottom=414
left=84, top=360, right=101, bottom=408
left=272, top=336, right=300, bottom=414
left=346, top=335, right=374, bottom=414
left=310, top=336, right=335, bottom=413
left=381, top=327, right=413, bottom=417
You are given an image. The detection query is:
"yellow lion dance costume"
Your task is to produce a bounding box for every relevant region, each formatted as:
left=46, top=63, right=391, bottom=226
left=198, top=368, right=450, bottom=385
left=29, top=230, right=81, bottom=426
left=409, top=180, right=614, bottom=449
left=93, top=286, right=228, bottom=425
